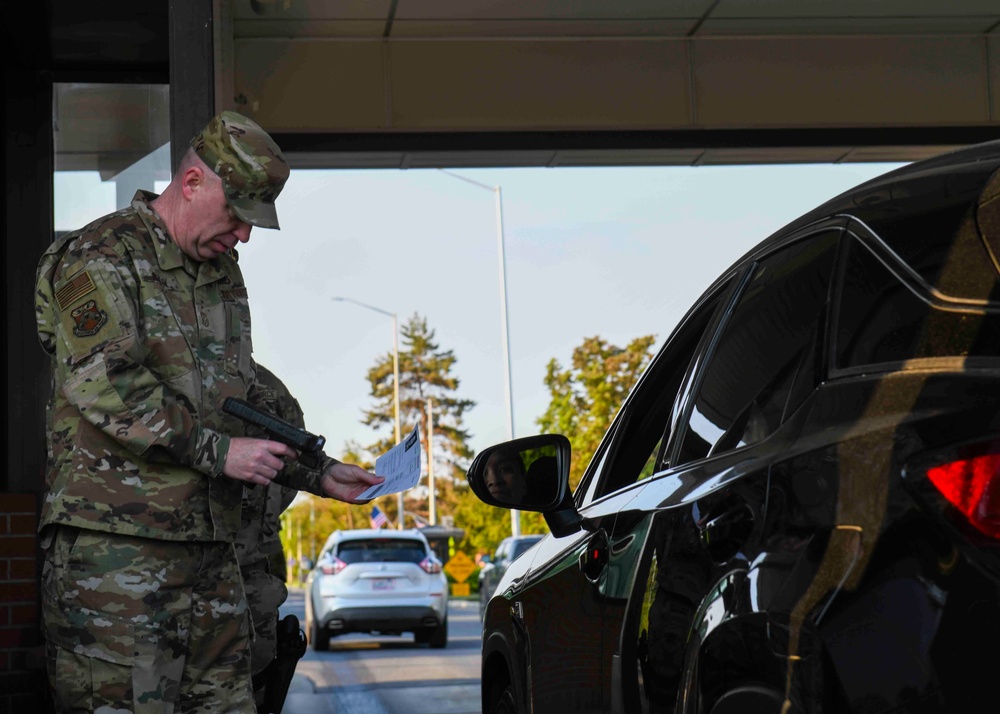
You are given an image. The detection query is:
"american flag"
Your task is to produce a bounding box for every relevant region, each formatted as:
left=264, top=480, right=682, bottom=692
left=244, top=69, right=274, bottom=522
left=370, top=505, right=388, bottom=530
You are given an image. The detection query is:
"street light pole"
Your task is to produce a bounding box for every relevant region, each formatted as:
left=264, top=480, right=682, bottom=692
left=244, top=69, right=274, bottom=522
left=493, top=185, right=516, bottom=450
left=427, top=397, right=435, bottom=526
left=332, top=296, right=404, bottom=529
left=439, top=170, right=520, bottom=538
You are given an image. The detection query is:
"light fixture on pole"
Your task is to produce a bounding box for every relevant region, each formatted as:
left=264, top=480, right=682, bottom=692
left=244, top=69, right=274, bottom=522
left=332, top=296, right=404, bottom=529
left=438, top=169, right=519, bottom=538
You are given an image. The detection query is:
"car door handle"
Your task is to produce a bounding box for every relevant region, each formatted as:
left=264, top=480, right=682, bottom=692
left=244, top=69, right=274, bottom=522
left=579, top=531, right=609, bottom=583
left=699, top=503, right=754, bottom=561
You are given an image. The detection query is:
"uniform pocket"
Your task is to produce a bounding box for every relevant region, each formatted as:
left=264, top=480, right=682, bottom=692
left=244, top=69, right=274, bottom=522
left=142, top=288, right=197, bottom=382
left=41, top=528, right=187, bottom=712
left=46, top=610, right=185, bottom=713
left=45, top=608, right=137, bottom=666
left=43, top=528, right=138, bottom=667
left=48, top=636, right=133, bottom=712
left=223, top=294, right=253, bottom=377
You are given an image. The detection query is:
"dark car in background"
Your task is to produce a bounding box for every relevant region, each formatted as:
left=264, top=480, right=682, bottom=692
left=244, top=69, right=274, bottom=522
left=478, top=535, right=544, bottom=618
left=467, top=141, right=1000, bottom=714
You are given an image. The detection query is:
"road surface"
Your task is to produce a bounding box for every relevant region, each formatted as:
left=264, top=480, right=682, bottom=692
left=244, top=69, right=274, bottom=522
left=279, top=588, right=483, bottom=714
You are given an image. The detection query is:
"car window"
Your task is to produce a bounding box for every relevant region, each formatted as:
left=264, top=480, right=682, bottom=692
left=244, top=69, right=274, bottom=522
left=583, top=277, right=734, bottom=501
left=847, top=162, right=999, bottom=293
left=833, top=231, right=1000, bottom=371
left=337, top=538, right=427, bottom=564
left=676, top=231, right=839, bottom=462
left=510, top=537, right=542, bottom=560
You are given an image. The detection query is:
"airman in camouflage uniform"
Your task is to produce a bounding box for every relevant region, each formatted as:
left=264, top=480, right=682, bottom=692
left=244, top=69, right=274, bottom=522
left=238, top=363, right=358, bottom=709
left=35, top=110, right=382, bottom=713
left=237, top=364, right=324, bottom=706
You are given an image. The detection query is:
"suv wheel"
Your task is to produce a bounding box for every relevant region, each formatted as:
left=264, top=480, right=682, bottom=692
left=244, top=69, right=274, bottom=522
left=429, top=617, right=448, bottom=648
left=487, top=679, right=516, bottom=714
left=309, top=616, right=329, bottom=652
left=709, top=685, right=784, bottom=714
left=415, top=617, right=448, bottom=648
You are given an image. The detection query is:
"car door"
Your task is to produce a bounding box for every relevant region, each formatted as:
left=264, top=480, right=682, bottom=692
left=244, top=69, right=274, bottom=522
left=613, top=229, right=851, bottom=714
left=513, top=271, right=739, bottom=714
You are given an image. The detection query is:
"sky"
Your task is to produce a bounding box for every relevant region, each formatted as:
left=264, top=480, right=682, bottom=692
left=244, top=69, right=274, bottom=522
left=55, top=161, right=905, bottom=469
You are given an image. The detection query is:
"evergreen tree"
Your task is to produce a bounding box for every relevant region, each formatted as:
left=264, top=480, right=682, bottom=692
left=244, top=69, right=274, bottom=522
left=537, top=335, right=656, bottom=490
left=361, top=314, right=476, bottom=525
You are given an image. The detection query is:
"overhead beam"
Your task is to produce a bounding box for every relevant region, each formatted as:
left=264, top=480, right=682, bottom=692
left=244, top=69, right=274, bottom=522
left=170, top=0, right=216, bottom=170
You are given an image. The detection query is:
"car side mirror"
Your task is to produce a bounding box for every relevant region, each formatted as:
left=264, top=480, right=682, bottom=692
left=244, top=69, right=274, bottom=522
left=467, top=434, right=590, bottom=537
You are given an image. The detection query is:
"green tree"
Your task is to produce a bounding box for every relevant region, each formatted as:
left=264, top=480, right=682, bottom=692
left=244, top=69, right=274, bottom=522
left=452, top=487, right=548, bottom=557
left=361, top=314, right=476, bottom=525
left=279, top=442, right=396, bottom=581
left=536, top=335, right=656, bottom=489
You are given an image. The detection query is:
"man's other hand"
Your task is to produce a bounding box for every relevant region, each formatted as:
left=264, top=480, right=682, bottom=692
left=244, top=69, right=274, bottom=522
left=321, top=463, right=385, bottom=503
left=224, top=437, right=296, bottom=485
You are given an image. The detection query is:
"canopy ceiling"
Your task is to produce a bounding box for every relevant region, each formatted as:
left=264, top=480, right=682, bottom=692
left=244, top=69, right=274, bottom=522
left=51, top=0, right=1000, bottom=172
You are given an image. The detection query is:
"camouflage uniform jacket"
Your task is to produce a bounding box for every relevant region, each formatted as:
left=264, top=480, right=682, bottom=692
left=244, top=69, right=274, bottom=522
left=236, top=370, right=302, bottom=567
left=237, top=369, right=340, bottom=567
left=35, top=190, right=256, bottom=542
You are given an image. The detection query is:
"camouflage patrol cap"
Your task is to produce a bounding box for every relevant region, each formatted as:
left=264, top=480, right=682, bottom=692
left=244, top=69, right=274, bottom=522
left=191, top=110, right=290, bottom=229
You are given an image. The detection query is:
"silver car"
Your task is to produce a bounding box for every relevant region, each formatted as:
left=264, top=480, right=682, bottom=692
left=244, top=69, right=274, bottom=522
left=303, top=528, right=449, bottom=650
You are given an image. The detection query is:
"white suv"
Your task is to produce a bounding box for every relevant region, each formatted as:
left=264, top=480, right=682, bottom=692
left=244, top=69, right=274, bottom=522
left=304, top=529, right=449, bottom=650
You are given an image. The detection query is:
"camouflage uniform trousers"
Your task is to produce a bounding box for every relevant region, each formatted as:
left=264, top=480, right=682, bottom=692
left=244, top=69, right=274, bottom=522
left=41, top=526, right=256, bottom=714
left=241, top=558, right=287, bottom=680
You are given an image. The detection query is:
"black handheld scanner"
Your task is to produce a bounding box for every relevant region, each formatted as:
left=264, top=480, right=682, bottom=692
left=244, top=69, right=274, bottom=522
left=223, top=397, right=326, bottom=469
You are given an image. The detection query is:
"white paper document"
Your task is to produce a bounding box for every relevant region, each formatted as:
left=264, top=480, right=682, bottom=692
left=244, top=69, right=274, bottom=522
left=359, top=426, right=422, bottom=500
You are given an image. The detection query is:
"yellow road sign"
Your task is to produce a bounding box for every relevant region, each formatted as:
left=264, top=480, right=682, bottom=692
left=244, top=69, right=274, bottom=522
left=443, top=550, right=476, bottom=583
left=451, top=582, right=470, bottom=597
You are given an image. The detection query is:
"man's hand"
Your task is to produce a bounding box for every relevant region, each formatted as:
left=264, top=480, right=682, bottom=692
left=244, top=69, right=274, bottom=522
left=224, top=437, right=297, bottom=485
left=321, top=462, right=385, bottom=503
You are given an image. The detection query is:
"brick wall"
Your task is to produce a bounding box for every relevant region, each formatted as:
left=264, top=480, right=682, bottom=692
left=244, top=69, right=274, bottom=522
left=0, top=493, right=49, bottom=713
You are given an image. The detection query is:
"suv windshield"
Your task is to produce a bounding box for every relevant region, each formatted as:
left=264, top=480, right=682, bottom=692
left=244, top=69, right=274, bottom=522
left=337, top=539, right=426, bottom=564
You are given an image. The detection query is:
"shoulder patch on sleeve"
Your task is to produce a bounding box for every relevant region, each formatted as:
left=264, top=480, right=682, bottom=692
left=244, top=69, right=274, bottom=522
left=53, top=267, right=127, bottom=363
left=55, top=270, right=97, bottom=311
left=70, top=299, right=109, bottom=338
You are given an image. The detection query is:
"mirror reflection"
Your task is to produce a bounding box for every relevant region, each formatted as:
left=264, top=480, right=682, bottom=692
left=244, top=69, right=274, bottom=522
left=482, top=444, right=559, bottom=507
left=485, top=447, right=527, bottom=503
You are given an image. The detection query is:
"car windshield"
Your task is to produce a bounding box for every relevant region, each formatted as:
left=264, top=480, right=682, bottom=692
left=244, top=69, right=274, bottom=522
left=337, top=539, right=427, bottom=564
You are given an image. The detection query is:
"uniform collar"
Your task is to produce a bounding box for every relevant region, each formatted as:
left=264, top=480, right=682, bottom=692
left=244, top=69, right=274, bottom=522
left=132, top=189, right=237, bottom=285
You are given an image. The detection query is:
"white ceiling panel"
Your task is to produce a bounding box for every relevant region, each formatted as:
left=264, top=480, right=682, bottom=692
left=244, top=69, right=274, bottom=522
left=699, top=17, right=1000, bottom=35
left=393, top=0, right=715, bottom=21
left=233, top=0, right=392, bottom=20
left=222, top=0, right=1000, bottom=168
left=710, top=0, right=1000, bottom=20
left=388, top=19, right=697, bottom=38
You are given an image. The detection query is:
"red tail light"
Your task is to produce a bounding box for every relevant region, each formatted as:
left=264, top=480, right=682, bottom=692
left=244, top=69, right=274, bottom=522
left=321, top=557, right=348, bottom=575
left=927, top=452, right=1000, bottom=539
left=420, top=556, right=442, bottom=574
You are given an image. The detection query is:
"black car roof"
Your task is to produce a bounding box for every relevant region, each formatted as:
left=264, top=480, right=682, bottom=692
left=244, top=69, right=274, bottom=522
left=777, top=139, right=1000, bottom=244
left=711, top=138, right=1000, bottom=282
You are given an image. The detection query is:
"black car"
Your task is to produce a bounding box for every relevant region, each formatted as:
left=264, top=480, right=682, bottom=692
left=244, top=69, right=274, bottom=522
left=467, top=141, right=1000, bottom=714
left=478, top=535, right=544, bottom=618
